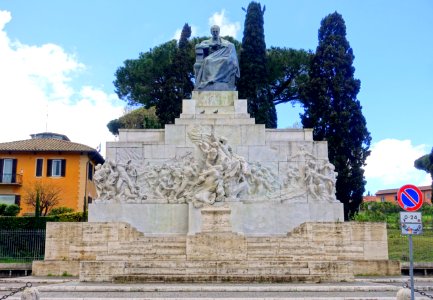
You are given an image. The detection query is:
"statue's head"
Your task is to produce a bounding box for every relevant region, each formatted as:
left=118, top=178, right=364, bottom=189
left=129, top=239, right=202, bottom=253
left=210, top=25, right=220, bottom=39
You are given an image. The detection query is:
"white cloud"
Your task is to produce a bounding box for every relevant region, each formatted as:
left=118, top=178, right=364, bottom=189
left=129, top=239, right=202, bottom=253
left=172, top=11, right=240, bottom=42
left=0, top=10, right=123, bottom=156
left=364, top=139, right=431, bottom=193
left=208, top=10, right=241, bottom=38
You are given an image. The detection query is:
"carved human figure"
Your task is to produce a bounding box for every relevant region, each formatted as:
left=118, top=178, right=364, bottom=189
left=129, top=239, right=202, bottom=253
left=192, top=165, right=224, bottom=207
left=304, top=160, right=321, bottom=200
left=174, top=160, right=198, bottom=200
left=289, top=145, right=316, bottom=162
left=194, top=25, right=240, bottom=90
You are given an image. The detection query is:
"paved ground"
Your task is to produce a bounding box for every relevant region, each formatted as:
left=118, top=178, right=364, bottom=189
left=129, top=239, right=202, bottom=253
left=0, top=276, right=432, bottom=299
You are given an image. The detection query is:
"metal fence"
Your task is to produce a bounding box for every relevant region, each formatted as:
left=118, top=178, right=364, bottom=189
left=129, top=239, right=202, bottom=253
left=0, top=229, right=45, bottom=262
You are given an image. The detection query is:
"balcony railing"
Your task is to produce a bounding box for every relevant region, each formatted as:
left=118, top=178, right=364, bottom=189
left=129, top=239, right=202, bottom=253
left=0, top=173, right=23, bottom=185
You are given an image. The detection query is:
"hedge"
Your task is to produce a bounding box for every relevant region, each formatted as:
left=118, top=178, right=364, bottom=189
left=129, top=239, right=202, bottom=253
left=0, top=212, right=86, bottom=230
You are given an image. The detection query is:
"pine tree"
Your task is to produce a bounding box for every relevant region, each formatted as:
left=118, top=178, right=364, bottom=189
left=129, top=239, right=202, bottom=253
left=300, top=12, right=371, bottom=219
left=114, top=23, right=194, bottom=126
left=238, top=2, right=277, bottom=128
left=414, top=147, right=433, bottom=202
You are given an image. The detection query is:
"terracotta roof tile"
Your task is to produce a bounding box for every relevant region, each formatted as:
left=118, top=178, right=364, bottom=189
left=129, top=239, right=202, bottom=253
left=376, top=185, right=431, bottom=195
left=0, top=138, right=104, bottom=164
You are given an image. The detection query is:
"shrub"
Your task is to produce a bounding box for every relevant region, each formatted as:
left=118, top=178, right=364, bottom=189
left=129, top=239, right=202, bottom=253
left=3, top=204, right=20, bottom=216
left=56, top=212, right=86, bottom=222
left=0, top=216, right=54, bottom=229
left=0, top=204, right=7, bottom=215
left=48, top=207, right=74, bottom=216
left=0, top=212, right=86, bottom=229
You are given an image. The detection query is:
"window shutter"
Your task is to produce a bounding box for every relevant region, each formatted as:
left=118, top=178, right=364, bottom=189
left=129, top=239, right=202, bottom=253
left=12, top=159, right=17, bottom=183
left=0, top=159, right=3, bottom=183
left=36, top=159, right=43, bottom=177
left=61, top=159, right=66, bottom=177
left=47, top=159, right=52, bottom=177
left=14, top=195, right=21, bottom=206
left=88, top=163, right=93, bottom=180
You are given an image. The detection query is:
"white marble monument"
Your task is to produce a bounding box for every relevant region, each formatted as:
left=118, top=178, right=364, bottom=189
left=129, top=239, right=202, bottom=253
left=89, top=90, right=343, bottom=235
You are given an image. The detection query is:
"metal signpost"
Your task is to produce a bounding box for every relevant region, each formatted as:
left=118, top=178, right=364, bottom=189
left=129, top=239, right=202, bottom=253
left=397, top=184, right=423, bottom=300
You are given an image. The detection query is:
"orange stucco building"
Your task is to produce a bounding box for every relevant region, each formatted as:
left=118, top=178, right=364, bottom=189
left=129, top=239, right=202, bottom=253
left=363, top=185, right=432, bottom=205
left=0, top=133, right=104, bottom=215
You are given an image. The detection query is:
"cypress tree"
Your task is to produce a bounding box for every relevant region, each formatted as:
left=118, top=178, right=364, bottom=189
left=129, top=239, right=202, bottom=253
left=300, top=12, right=371, bottom=219
left=156, top=23, right=194, bottom=125
left=35, top=190, right=41, bottom=217
left=238, top=2, right=277, bottom=128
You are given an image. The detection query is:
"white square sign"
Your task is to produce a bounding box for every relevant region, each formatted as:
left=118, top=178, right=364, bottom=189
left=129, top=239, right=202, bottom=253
left=400, top=212, right=423, bottom=235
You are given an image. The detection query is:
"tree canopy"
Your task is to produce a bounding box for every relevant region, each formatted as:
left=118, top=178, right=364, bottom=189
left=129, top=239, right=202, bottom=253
left=112, top=15, right=308, bottom=130
left=300, top=12, right=371, bottom=220
left=113, top=23, right=194, bottom=125
left=237, top=2, right=277, bottom=128
left=414, top=147, right=433, bottom=202
left=267, top=47, right=312, bottom=105
left=107, top=106, right=161, bottom=136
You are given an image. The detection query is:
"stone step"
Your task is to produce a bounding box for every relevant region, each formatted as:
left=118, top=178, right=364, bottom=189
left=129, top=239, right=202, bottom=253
left=247, top=254, right=339, bottom=262
left=175, top=117, right=255, bottom=125
left=246, top=237, right=283, bottom=243
left=137, top=236, right=187, bottom=242
left=95, top=254, right=188, bottom=261
left=107, top=248, right=186, bottom=256
left=112, top=241, right=187, bottom=249
left=125, top=266, right=312, bottom=276
left=124, top=260, right=310, bottom=269
left=247, top=244, right=324, bottom=255
left=112, top=274, right=332, bottom=283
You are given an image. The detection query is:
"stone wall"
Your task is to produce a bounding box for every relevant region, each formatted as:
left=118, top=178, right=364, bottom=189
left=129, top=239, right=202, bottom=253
left=33, top=221, right=400, bottom=281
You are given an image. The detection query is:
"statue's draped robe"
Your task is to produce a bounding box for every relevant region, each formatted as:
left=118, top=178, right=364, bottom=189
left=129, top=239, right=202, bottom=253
left=195, top=40, right=240, bottom=90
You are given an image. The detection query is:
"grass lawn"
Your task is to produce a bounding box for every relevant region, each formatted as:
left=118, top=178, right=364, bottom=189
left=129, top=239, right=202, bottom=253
left=388, top=228, right=433, bottom=262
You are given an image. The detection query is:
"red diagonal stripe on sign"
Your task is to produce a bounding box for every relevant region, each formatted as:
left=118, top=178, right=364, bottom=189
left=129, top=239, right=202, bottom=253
left=402, top=189, right=418, bottom=206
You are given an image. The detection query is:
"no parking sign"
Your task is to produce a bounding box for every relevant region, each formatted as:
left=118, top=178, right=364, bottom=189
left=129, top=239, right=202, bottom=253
left=397, top=184, right=423, bottom=299
left=397, top=184, right=423, bottom=212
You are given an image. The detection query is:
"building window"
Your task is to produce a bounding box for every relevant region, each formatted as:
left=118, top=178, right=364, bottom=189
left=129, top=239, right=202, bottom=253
left=47, top=159, right=66, bottom=177
left=380, top=196, right=385, bottom=202
left=36, top=159, right=43, bottom=177
left=0, top=158, right=17, bottom=183
left=0, top=194, right=18, bottom=205
left=88, top=163, right=93, bottom=181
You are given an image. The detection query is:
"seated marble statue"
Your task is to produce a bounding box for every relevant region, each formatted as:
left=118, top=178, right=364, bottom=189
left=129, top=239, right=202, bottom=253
left=194, top=25, right=240, bottom=91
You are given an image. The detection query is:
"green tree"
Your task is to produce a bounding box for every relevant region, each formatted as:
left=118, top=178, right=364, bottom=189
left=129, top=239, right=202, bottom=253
left=114, top=40, right=177, bottom=107
left=107, top=106, right=161, bottom=136
left=238, top=2, right=277, bottom=128
left=267, top=47, right=312, bottom=105
left=155, top=23, right=194, bottom=125
left=35, top=190, right=41, bottom=217
left=114, top=23, right=194, bottom=125
left=300, top=12, right=371, bottom=220
left=414, top=147, right=433, bottom=202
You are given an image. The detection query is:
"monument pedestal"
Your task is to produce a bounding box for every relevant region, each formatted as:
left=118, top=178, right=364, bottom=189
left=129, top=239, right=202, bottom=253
left=187, top=204, right=247, bottom=261
left=32, top=90, right=399, bottom=283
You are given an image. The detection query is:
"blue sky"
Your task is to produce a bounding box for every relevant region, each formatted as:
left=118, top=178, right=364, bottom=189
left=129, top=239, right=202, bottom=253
left=0, top=0, right=432, bottom=195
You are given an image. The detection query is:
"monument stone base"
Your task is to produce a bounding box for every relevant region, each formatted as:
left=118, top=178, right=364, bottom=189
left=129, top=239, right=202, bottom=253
left=32, top=221, right=400, bottom=282
left=32, top=91, right=399, bottom=282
